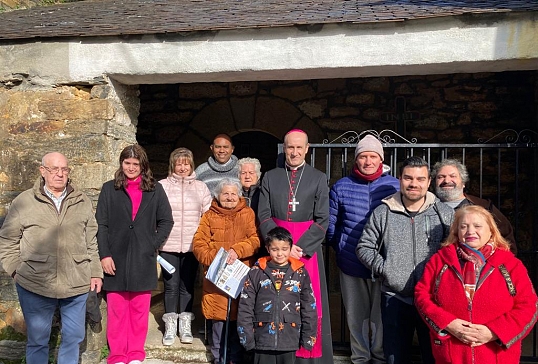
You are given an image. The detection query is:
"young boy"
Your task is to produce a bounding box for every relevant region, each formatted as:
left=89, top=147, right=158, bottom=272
left=237, top=226, right=317, bottom=364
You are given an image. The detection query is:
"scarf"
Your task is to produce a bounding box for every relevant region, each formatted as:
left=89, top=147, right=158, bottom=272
left=352, top=163, right=383, bottom=182
left=457, top=241, right=495, bottom=303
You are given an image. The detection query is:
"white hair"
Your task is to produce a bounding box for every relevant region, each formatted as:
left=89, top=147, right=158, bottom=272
left=212, top=178, right=243, bottom=199
left=237, top=157, right=262, bottom=180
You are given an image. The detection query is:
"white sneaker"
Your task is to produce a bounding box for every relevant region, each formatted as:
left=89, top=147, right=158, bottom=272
left=178, top=312, right=195, bottom=344
left=162, top=312, right=179, bottom=346
left=129, top=361, right=143, bottom=364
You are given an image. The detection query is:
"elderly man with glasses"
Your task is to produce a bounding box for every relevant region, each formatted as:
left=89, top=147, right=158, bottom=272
left=0, top=152, right=102, bottom=364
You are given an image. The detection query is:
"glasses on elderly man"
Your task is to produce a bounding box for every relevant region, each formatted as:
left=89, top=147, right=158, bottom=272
left=42, top=166, right=71, bottom=175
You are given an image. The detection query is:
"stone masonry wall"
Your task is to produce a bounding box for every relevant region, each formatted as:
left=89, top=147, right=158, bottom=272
left=138, top=72, right=537, bottom=171
left=0, top=77, right=139, bottom=362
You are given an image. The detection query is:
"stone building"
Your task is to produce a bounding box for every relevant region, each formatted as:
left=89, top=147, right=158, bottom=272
left=0, top=0, right=537, bottom=362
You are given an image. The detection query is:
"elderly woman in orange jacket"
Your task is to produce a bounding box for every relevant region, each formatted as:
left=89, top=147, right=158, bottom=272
left=193, top=177, right=259, bottom=364
left=415, top=205, right=537, bottom=364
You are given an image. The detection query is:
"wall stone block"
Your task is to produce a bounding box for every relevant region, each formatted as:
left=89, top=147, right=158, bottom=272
left=298, top=100, right=327, bottom=119
left=229, top=82, right=258, bottom=96
left=179, top=83, right=227, bottom=99
left=317, top=78, right=347, bottom=93
left=230, top=97, right=256, bottom=130
left=329, top=106, right=360, bottom=118
left=468, top=101, right=498, bottom=112
left=190, top=99, right=235, bottom=140
left=319, top=118, right=371, bottom=133
left=346, top=93, right=375, bottom=105
left=394, top=83, right=414, bottom=95
left=271, top=84, right=316, bottom=102
left=177, top=100, right=206, bottom=110
left=363, top=77, right=390, bottom=93
left=38, top=99, right=113, bottom=121
left=254, top=97, right=301, bottom=137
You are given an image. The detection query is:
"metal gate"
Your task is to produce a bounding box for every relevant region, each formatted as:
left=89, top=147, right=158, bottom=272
left=280, top=129, right=538, bottom=360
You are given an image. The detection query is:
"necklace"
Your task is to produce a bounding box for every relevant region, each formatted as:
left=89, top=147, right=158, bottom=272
left=285, top=165, right=304, bottom=212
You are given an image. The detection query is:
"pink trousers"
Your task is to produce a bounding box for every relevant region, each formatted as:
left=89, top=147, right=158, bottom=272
left=106, top=291, right=151, bottom=364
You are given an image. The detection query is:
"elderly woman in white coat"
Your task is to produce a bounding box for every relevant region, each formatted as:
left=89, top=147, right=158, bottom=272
left=159, top=147, right=212, bottom=346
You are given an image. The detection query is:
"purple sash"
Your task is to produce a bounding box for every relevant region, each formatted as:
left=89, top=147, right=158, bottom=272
left=273, top=218, right=322, bottom=358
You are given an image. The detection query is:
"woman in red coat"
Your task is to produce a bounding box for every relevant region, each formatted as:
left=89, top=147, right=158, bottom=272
left=415, top=205, right=537, bottom=364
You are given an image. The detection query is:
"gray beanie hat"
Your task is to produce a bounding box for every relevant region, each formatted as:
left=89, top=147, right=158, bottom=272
left=355, top=135, right=384, bottom=161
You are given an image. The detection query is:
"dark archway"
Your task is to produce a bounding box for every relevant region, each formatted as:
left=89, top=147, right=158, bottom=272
left=232, top=131, right=280, bottom=173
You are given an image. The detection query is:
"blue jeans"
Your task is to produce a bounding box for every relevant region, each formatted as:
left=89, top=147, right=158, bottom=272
left=381, top=293, right=434, bottom=364
left=16, top=284, right=88, bottom=364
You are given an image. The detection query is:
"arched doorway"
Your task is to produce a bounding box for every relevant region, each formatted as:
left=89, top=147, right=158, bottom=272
left=232, top=131, right=281, bottom=173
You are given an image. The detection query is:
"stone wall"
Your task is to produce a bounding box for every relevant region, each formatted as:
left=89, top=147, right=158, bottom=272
left=0, top=77, right=139, bottom=362
left=138, top=71, right=537, bottom=175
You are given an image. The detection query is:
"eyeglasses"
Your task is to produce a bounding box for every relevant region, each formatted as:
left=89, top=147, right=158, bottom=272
left=42, top=166, right=71, bottom=175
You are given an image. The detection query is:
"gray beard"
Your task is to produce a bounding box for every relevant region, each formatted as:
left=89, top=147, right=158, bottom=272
left=435, top=185, right=464, bottom=202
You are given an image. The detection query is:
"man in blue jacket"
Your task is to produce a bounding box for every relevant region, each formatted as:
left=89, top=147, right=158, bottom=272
left=327, top=135, right=399, bottom=364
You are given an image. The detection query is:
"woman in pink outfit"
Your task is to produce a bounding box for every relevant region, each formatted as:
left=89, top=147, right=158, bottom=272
left=415, top=205, right=537, bottom=364
left=96, top=144, right=174, bottom=364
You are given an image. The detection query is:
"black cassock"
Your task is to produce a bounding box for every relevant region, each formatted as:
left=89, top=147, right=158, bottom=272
left=258, top=163, right=334, bottom=364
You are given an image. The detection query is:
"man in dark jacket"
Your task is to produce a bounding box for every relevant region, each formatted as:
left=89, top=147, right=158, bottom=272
left=431, top=158, right=516, bottom=254
left=0, top=152, right=103, bottom=364
left=327, top=135, right=399, bottom=364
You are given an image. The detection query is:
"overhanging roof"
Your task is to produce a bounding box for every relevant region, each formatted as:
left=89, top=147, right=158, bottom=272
left=1, top=0, right=538, bottom=40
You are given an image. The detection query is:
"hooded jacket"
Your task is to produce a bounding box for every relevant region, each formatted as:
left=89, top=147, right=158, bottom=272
left=237, top=256, right=317, bottom=352
left=0, top=178, right=102, bottom=299
left=415, top=244, right=538, bottom=364
left=327, top=169, right=399, bottom=278
left=192, top=198, right=259, bottom=320
left=159, top=172, right=212, bottom=253
left=96, top=180, right=174, bottom=292
left=356, top=191, right=454, bottom=298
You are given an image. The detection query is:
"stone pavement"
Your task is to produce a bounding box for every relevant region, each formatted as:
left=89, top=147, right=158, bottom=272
left=117, top=285, right=351, bottom=364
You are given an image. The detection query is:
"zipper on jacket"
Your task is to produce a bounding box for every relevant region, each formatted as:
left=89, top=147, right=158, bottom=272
left=274, top=280, right=281, bottom=349
left=475, top=266, right=494, bottom=292
left=448, top=265, right=469, bottom=310
left=434, top=264, right=449, bottom=304
left=425, top=216, right=430, bottom=244
left=411, top=217, right=417, bottom=270
left=181, top=178, right=184, bottom=249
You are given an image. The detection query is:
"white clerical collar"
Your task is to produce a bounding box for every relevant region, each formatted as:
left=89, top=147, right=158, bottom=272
left=285, top=161, right=306, bottom=171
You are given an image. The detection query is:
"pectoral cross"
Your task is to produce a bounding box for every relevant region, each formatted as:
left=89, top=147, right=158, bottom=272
left=289, top=197, right=299, bottom=212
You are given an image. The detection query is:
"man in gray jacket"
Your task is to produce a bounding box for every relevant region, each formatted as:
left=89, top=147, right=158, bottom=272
left=356, top=156, right=453, bottom=364
left=0, top=152, right=103, bottom=364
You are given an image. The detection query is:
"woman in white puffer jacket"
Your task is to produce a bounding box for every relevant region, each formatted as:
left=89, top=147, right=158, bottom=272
left=159, top=147, right=212, bottom=346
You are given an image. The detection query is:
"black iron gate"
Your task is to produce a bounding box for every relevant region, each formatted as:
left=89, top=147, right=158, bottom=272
left=280, top=129, right=538, bottom=360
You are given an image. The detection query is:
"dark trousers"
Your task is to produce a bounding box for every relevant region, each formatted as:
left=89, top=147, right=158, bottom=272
left=160, top=251, right=198, bottom=313
left=212, top=320, right=243, bottom=363
left=381, top=293, right=434, bottom=364
left=254, top=350, right=296, bottom=364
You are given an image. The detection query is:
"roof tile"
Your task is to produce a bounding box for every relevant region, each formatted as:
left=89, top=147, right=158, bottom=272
left=0, top=0, right=537, bottom=40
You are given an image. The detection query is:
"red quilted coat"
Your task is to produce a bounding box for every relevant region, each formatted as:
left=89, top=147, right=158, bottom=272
left=415, top=244, right=538, bottom=364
